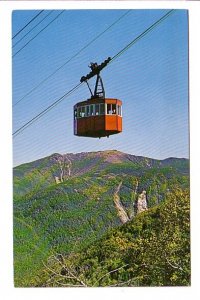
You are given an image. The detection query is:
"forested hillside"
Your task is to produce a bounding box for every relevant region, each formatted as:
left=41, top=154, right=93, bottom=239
left=13, top=150, right=190, bottom=287
left=41, top=188, right=190, bottom=287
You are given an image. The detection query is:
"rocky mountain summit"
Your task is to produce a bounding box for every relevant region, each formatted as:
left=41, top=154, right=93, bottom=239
left=14, top=150, right=188, bottom=186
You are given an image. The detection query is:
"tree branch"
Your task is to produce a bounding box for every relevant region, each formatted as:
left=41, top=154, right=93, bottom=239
left=93, top=263, right=129, bottom=286
left=165, top=257, right=183, bottom=271
left=52, top=254, right=88, bottom=287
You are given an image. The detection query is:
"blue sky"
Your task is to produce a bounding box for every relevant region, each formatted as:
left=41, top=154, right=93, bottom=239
left=12, top=9, right=189, bottom=166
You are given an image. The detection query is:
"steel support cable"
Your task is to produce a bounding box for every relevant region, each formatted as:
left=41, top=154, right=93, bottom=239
left=12, top=10, right=65, bottom=58
left=13, top=9, right=175, bottom=138
left=13, top=82, right=83, bottom=138
left=110, top=9, right=175, bottom=64
left=13, top=9, right=131, bottom=108
left=12, top=10, right=44, bottom=39
left=13, top=11, right=54, bottom=48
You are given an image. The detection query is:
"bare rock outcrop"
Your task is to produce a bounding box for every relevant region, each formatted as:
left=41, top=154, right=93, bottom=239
left=136, top=191, right=148, bottom=214
left=51, top=154, right=72, bottom=184
left=113, top=182, right=130, bottom=224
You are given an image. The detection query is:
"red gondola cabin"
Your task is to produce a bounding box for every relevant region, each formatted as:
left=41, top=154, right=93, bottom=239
left=74, top=98, right=122, bottom=138
left=74, top=57, right=123, bottom=138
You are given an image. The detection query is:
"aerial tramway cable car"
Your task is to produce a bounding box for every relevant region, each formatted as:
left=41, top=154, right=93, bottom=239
left=74, top=57, right=122, bottom=138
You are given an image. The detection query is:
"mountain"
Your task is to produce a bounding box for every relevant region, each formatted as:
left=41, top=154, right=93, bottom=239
left=13, top=150, right=189, bottom=198
left=13, top=150, right=189, bottom=287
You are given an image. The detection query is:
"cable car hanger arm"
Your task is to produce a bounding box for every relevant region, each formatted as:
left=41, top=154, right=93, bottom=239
left=80, top=57, right=111, bottom=98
